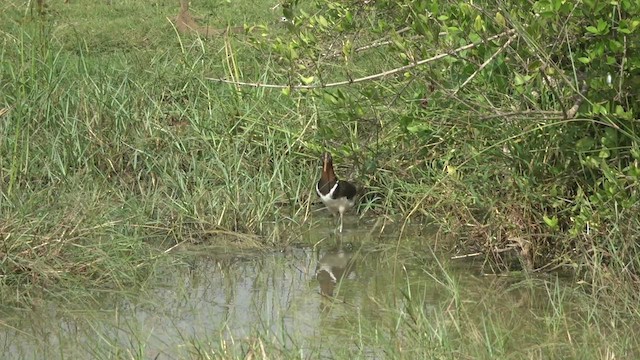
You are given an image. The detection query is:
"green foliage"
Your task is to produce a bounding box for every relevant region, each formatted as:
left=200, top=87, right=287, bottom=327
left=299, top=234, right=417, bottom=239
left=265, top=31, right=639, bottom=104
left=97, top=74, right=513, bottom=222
left=256, top=0, right=640, bottom=277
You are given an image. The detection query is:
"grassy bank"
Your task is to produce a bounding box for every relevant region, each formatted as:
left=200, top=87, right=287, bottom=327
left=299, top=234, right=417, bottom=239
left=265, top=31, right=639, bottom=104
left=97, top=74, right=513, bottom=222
left=0, top=0, right=315, bottom=294
left=1, top=0, right=640, bottom=300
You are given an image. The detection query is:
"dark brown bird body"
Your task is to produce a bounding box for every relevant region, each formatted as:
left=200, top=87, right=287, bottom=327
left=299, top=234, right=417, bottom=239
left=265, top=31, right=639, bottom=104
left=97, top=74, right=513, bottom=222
left=316, top=152, right=357, bottom=232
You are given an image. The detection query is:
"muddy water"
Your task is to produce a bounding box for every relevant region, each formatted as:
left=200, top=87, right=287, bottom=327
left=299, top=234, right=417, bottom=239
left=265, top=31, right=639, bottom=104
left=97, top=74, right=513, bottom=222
left=0, top=226, right=632, bottom=359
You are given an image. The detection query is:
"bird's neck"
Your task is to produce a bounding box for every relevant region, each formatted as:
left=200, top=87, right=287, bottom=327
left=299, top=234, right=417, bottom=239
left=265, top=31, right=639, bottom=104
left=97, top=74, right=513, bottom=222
left=318, top=168, right=337, bottom=194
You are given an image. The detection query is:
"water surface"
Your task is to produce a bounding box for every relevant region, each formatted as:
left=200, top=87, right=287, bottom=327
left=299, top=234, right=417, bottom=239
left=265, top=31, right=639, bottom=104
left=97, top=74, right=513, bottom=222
left=0, top=225, right=637, bottom=359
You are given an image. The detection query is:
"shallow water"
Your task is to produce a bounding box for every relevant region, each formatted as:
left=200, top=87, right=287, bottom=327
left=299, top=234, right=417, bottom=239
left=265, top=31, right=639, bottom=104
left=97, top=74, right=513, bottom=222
left=0, top=225, right=638, bottom=359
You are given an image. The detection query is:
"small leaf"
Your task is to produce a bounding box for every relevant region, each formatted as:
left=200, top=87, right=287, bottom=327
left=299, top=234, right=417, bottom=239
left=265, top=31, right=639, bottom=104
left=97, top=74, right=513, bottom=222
left=323, top=93, right=338, bottom=105
left=407, top=123, right=430, bottom=133
left=317, top=16, right=328, bottom=27
left=585, top=156, right=600, bottom=168
left=575, top=137, right=595, bottom=152
left=345, top=11, right=352, bottom=24
left=299, top=75, right=314, bottom=85
left=495, top=12, right=506, bottom=28
left=543, top=215, right=559, bottom=230
left=288, top=47, right=298, bottom=60
left=514, top=73, right=531, bottom=85
left=586, top=26, right=599, bottom=34
left=342, top=40, right=352, bottom=59
left=604, top=127, right=619, bottom=145
left=597, top=19, right=608, bottom=32
left=473, top=15, right=484, bottom=32
left=446, top=165, right=457, bottom=177
left=591, top=103, right=608, bottom=114
left=577, top=57, right=591, bottom=64
left=392, top=38, right=406, bottom=51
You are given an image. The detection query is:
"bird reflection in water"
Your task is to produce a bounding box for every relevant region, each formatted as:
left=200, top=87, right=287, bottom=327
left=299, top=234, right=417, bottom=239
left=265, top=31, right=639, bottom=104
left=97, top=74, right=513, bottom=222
left=315, top=245, right=357, bottom=298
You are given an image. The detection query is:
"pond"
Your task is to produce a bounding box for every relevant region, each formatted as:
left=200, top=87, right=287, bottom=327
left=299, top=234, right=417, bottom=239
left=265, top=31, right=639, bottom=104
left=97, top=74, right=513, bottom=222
left=0, top=224, right=638, bottom=359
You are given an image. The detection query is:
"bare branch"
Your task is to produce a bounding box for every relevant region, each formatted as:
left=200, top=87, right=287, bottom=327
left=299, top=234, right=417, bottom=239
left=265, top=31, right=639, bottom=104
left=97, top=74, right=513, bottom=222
left=206, top=29, right=517, bottom=90
left=565, top=80, right=589, bottom=119
left=453, top=33, right=517, bottom=96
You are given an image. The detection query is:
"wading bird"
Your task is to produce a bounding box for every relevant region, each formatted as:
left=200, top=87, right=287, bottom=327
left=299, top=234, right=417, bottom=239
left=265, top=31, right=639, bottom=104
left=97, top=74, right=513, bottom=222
left=316, top=152, right=357, bottom=232
left=316, top=246, right=356, bottom=297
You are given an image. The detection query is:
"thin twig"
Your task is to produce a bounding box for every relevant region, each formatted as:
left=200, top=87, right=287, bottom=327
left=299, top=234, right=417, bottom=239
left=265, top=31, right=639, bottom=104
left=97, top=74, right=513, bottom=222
left=453, top=33, right=517, bottom=95
left=451, top=252, right=482, bottom=260
left=325, top=36, right=416, bottom=58
left=206, top=29, right=516, bottom=90
left=163, top=240, right=187, bottom=254
left=479, top=110, right=565, bottom=120
left=539, top=65, right=568, bottom=119
left=526, top=40, right=589, bottom=119
left=617, top=33, right=627, bottom=103
left=565, top=80, right=588, bottom=119
left=324, top=29, right=447, bottom=59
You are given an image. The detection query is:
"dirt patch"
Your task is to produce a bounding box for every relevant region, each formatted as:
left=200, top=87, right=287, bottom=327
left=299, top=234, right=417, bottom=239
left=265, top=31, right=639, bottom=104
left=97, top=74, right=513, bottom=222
left=174, top=0, right=243, bottom=38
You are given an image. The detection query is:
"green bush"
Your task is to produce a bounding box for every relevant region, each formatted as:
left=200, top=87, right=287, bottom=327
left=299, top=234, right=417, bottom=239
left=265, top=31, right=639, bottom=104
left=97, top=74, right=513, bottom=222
left=264, top=0, right=640, bottom=278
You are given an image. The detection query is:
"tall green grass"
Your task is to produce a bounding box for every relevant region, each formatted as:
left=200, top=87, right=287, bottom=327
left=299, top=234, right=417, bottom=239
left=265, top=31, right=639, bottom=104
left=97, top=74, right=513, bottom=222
left=0, top=0, right=329, bottom=294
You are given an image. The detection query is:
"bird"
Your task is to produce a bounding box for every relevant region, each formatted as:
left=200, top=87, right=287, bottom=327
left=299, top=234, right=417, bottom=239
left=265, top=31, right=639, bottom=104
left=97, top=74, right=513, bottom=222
left=316, top=246, right=356, bottom=297
left=316, top=152, right=357, bottom=232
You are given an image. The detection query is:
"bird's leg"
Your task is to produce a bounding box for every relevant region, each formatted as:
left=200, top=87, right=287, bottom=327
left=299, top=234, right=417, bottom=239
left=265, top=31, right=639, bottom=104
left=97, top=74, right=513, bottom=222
left=338, top=211, right=344, bottom=233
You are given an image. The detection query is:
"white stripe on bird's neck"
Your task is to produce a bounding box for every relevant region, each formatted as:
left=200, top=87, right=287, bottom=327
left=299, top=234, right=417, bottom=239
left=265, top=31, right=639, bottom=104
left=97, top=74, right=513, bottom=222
left=316, top=180, right=339, bottom=198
